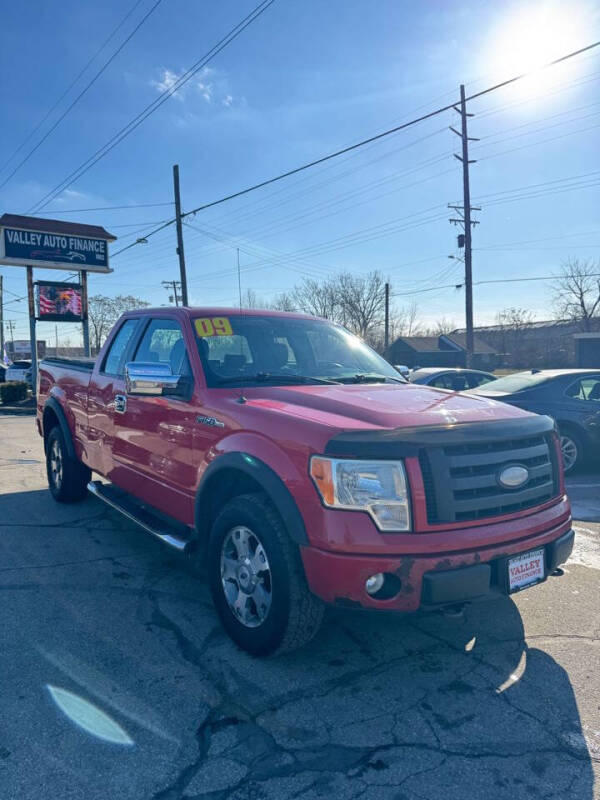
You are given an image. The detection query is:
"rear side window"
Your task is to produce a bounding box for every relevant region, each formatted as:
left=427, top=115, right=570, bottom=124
left=102, top=319, right=138, bottom=376
left=566, top=376, right=600, bottom=402
left=466, top=373, right=495, bottom=389
left=430, top=374, right=454, bottom=389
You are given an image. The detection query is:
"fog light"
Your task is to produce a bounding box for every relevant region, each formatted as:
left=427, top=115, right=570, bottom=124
left=365, top=573, right=385, bottom=596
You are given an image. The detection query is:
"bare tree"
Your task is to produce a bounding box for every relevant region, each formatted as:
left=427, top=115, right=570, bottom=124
left=240, top=288, right=261, bottom=308
left=391, top=302, right=422, bottom=338
left=89, top=294, right=150, bottom=350
left=432, top=316, right=458, bottom=336
left=553, top=259, right=600, bottom=331
left=494, top=307, right=535, bottom=332
left=291, top=277, right=342, bottom=321
left=338, top=270, right=386, bottom=338
left=269, top=292, right=297, bottom=312
left=492, top=307, right=537, bottom=368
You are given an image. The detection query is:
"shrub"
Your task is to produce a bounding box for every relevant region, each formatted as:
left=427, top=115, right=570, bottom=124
left=0, top=381, right=29, bottom=404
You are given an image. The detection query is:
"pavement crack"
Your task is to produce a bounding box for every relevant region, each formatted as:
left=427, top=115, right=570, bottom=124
left=0, top=553, right=139, bottom=573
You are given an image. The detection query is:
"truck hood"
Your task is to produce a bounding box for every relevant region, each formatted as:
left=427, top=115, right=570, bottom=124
left=238, top=382, right=531, bottom=431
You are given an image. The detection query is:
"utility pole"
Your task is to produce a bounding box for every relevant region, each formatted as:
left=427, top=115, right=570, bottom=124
left=449, top=84, right=480, bottom=368
left=173, top=164, right=189, bottom=306
left=55, top=324, right=59, bottom=355
left=384, top=282, right=390, bottom=351
left=162, top=280, right=181, bottom=306
left=6, top=319, right=16, bottom=347
left=0, top=275, right=4, bottom=356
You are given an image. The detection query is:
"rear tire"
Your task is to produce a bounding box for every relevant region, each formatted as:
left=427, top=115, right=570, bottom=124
left=46, top=426, right=91, bottom=502
left=208, top=493, right=324, bottom=656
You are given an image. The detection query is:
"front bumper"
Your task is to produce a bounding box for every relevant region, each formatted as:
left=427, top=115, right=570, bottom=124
left=300, top=521, right=574, bottom=611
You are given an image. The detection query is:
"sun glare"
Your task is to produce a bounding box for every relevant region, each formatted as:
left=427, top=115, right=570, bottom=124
left=485, top=3, right=591, bottom=96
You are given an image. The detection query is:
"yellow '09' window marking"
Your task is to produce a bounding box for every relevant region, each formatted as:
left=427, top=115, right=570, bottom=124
left=195, top=317, right=233, bottom=337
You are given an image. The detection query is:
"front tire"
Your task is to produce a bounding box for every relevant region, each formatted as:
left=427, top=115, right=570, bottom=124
left=559, top=428, right=584, bottom=475
left=46, top=426, right=91, bottom=502
left=208, top=494, right=324, bottom=656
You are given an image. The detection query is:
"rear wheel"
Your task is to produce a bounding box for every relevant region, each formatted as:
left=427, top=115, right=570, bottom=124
left=559, top=428, right=584, bottom=474
left=208, top=494, right=324, bottom=655
left=46, top=426, right=91, bottom=502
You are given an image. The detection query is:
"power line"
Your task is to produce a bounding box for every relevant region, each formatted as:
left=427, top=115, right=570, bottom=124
left=392, top=272, right=600, bottom=297
left=1, top=0, right=164, bottom=191
left=111, top=39, right=600, bottom=260
left=34, top=202, right=173, bottom=214
left=0, top=0, right=147, bottom=177
left=26, top=0, right=277, bottom=215
left=466, top=42, right=600, bottom=102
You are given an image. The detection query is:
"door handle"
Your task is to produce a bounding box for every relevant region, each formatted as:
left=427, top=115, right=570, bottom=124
left=114, top=394, right=127, bottom=414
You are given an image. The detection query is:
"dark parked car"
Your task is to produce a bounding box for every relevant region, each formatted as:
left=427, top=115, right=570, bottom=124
left=409, top=367, right=497, bottom=391
left=469, top=369, right=600, bottom=473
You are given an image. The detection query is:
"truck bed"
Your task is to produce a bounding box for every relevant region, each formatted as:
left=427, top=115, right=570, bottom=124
left=40, top=356, right=96, bottom=372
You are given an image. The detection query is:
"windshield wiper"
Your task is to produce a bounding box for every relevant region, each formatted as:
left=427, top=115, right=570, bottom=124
left=333, top=373, right=406, bottom=384
left=215, top=373, right=340, bottom=386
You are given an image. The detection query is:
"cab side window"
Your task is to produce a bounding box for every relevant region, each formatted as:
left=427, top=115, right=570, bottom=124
left=133, top=319, right=192, bottom=377
left=102, top=319, right=139, bottom=376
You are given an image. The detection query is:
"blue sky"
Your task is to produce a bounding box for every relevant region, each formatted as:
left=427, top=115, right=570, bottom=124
left=1, top=0, right=599, bottom=344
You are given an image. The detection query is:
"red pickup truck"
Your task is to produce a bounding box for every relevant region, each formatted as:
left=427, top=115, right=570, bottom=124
left=37, top=307, right=573, bottom=654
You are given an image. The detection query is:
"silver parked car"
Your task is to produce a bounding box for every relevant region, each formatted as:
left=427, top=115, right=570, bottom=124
left=5, top=360, right=33, bottom=384
left=409, top=367, right=497, bottom=391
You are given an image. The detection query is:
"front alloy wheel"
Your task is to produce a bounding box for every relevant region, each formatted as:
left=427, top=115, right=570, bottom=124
left=220, top=526, right=272, bottom=628
left=560, top=433, right=579, bottom=474
left=208, top=494, right=324, bottom=655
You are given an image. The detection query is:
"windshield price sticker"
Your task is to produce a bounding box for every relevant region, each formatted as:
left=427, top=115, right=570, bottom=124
left=195, top=317, right=233, bottom=337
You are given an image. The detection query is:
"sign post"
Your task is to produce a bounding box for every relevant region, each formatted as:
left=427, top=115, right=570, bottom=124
left=80, top=270, right=90, bottom=356
left=0, top=214, right=115, bottom=394
left=26, top=266, right=37, bottom=393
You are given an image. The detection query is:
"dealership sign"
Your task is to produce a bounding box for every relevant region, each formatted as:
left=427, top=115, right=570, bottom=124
left=0, top=214, right=115, bottom=273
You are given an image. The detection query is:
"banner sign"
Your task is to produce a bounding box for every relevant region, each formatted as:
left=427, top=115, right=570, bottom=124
left=8, top=340, right=46, bottom=358
left=36, top=281, right=82, bottom=322
left=1, top=226, right=109, bottom=271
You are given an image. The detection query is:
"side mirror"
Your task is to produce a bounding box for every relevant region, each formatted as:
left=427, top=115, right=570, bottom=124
left=125, top=362, right=181, bottom=396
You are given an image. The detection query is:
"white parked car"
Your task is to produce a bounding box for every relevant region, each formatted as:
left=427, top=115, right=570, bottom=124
left=5, top=360, right=32, bottom=383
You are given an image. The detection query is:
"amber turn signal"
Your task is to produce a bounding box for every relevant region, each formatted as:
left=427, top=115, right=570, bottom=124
left=309, top=456, right=335, bottom=506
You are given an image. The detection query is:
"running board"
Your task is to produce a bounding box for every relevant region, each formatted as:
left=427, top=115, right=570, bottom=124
left=87, top=480, right=191, bottom=553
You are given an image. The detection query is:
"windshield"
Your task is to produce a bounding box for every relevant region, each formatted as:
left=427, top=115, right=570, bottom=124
left=474, top=372, right=551, bottom=393
left=193, top=314, right=402, bottom=387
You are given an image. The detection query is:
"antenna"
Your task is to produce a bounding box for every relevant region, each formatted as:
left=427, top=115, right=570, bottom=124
left=237, top=247, right=242, bottom=311
left=235, top=247, right=247, bottom=404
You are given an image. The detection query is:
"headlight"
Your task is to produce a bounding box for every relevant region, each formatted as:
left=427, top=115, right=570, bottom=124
left=309, top=456, right=411, bottom=531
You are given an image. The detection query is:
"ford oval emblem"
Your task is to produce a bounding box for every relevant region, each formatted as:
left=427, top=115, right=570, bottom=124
left=497, top=464, right=529, bottom=490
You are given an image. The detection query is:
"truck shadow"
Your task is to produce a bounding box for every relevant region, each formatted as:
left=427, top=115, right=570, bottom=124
left=0, top=487, right=595, bottom=799
left=278, top=597, right=597, bottom=798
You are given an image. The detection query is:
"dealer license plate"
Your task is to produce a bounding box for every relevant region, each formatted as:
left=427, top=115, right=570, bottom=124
left=508, top=548, right=545, bottom=592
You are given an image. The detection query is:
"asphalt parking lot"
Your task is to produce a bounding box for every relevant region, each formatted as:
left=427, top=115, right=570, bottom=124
left=1, top=413, right=599, bottom=800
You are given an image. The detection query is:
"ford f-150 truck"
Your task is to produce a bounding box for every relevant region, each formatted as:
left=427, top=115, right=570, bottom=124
left=37, top=308, right=574, bottom=655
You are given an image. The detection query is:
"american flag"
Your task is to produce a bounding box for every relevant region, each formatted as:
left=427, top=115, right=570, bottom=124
left=39, top=290, right=56, bottom=315
left=1, top=344, right=11, bottom=367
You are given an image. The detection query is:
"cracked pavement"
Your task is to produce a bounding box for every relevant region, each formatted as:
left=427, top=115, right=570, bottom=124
left=0, top=414, right=599, bottom=799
